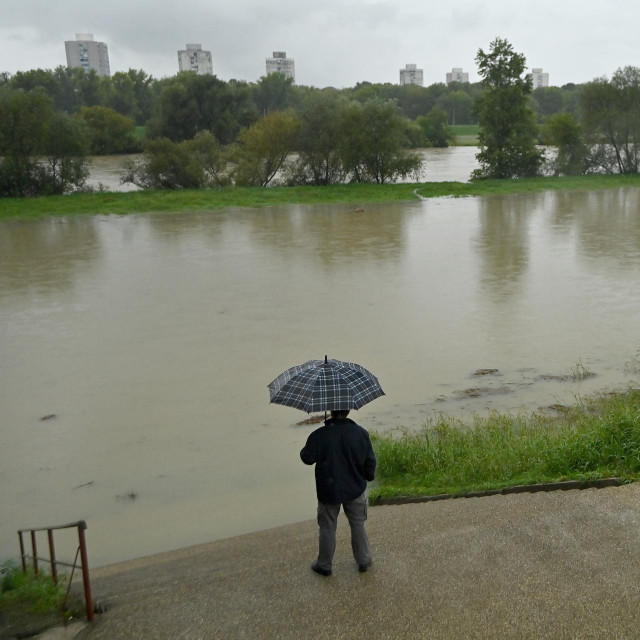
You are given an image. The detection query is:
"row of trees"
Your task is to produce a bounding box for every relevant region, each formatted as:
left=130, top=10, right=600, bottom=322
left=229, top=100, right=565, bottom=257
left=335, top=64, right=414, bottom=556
left=122, top=97, right=423, bottom=189
left=1, top=63, right=584, bottom=148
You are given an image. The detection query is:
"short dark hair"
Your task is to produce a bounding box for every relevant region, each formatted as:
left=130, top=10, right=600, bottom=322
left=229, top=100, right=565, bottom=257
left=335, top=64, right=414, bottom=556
left=330, top=409, right=350, bottom=419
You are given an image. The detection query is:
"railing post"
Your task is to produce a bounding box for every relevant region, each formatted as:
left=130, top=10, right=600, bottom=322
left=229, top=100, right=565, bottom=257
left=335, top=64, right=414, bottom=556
left=18, top=532, right=26, bottom=572
left=30, top=530, right=38, bottom=574
left=47, top=529, right=58, bottom=584
left=77, top=522, right=94, bottom=622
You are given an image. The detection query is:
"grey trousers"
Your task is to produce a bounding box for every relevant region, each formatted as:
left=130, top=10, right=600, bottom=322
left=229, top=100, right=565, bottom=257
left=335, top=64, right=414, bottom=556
left=315, top=492, right=371, bottom=571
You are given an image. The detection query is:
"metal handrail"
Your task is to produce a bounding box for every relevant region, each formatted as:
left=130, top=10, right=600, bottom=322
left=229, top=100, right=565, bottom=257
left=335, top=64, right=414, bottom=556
left=17, top=520, right=94, bottom=622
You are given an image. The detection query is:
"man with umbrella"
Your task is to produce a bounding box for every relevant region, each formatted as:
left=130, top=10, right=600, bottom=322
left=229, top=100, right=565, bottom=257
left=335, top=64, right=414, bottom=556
left=300, top=409, right=377, bottom=576
left=268, top=357, right=382, bottom=576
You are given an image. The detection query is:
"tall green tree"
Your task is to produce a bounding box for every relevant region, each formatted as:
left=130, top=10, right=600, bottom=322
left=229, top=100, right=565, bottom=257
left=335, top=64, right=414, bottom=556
left=290, top=90, right=345, bottom=185
left=473, top=38, right=543, bottom=179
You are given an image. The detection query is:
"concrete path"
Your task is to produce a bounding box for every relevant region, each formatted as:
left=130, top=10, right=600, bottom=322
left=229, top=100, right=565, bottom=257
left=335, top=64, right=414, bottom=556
left=77, top=484, right=640, bottom=639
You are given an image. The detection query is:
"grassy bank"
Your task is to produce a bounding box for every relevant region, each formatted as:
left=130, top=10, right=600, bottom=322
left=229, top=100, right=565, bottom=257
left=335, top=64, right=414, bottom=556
left=450, top=124, right=480, bottom=146
left=2, top=174, right=640, bottom=220
left=369, top=388, right=640, bottom=503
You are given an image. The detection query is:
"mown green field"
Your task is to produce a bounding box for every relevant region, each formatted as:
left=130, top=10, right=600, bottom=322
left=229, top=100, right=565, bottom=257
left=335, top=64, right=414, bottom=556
left=2, top=174, right=640, bottom=220
left=369, top=388, right=640, bottom=503
left=450, top=124, right=480, bottom=146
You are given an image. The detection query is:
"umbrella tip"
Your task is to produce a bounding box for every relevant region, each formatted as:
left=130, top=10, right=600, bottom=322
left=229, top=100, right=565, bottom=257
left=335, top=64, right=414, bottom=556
left=324, top=355, right=328, bottom=363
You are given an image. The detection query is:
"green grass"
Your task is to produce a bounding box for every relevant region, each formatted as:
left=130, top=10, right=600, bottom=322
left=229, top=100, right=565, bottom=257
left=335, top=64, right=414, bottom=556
left=369, top=388, right=640, bottom=503
left=0, top=561, right=84, bottom=636
left=450, top=124, right=480, bottom=146
left=2, top=174, right=640, bottom=220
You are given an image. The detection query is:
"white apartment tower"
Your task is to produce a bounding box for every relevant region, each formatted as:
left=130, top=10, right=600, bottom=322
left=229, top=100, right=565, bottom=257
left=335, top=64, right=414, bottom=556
left=65, top=33, right=110, bottom=77
left=530, top=68, right=549, bottom=89
left=446, top=67, right=469, bottom=85
left=178, top=44, right=213, bottom=75
left=399, top=64, right=424, bottom=86
left=266, top=51, right=295, bottom=81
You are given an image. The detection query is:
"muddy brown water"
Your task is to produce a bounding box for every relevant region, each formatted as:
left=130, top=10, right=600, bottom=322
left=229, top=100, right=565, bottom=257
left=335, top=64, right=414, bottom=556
left=2, top=183, right=640, bottom=568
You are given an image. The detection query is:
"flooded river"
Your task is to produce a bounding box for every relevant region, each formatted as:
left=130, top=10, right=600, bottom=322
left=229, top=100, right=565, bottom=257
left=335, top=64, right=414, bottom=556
left=2, top=178, right=640, bottom=568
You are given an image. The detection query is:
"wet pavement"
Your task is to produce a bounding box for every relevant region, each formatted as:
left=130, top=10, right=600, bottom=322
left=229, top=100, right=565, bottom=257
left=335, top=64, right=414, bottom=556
left=76, top=483, right=640, bottom=639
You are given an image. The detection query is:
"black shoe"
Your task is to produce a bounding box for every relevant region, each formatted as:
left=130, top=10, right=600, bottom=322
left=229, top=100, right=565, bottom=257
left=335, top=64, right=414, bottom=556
left=358, top=563, right=371, bottom=573
left=311, top=563, right=331, bottom=577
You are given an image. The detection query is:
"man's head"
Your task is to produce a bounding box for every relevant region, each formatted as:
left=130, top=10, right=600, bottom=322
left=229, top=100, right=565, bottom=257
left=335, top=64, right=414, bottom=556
left=330, top=409, right=350, bottom=419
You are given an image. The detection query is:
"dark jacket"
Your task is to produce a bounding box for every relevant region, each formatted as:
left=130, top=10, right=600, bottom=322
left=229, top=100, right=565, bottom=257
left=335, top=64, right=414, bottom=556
left=300, top=417, right=376, bottom=504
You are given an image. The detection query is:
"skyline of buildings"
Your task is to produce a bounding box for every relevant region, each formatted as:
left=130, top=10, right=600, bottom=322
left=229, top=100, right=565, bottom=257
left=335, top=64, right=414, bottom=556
left=178, top=43, right=213, bottom=75
left=64, top=33, right=110, bottom=77
left=62, top=35, right=551, bottom=88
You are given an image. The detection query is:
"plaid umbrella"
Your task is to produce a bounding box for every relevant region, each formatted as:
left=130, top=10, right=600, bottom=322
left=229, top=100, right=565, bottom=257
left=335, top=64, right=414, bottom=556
left=268, top=356, right=384, bottom=413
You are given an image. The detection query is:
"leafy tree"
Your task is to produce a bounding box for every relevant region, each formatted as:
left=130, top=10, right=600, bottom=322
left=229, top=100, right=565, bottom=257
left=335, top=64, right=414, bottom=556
left=473, top=38, right=543, bottom=179
left=532, top=86, right=564, bottom=117
left=543, top=113, right=590, bottom=175
left=41, top=113, right=89, bottom=194
left=580, top=66, right=640, bottom=174
left=437, top=90, right=473, bottom=125
left=289, top=91, right=345, bottom=185
left=121, top=134, right=219, bottom=190
left=417, top=108, right=453, bottom=147
left=0, top=90, right=88, bottom=196
left=232, top=110, right=301, bottom=186
left=338, top=99, right=422, bottom=184
left=77, top=106, right=138, bottom=154
left=253, top=73, right=297, bottom=115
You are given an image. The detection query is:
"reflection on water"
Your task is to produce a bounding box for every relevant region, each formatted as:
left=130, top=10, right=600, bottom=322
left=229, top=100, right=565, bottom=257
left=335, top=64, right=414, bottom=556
left=2, top=188, right=640, bottom=567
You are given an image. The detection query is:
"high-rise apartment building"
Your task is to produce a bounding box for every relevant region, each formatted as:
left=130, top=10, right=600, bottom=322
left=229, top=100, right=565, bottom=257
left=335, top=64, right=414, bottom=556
left=178, top=44, right=213, bottom=75
left=65, top=33, right=110, bottom=77
left=399, top=64, right=424, bottom=86
left=446, top=67, right=469, bottom=84
left=530, top=68, right=549, bottom=89
left=266, top=51, right=295, bottom=81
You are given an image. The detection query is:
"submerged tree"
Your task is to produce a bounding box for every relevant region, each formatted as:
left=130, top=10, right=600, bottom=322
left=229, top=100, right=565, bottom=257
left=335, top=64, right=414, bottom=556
left=580, top=66, right=640, bottom=174
left=472, top=38, right=543, bottom=179
left=543, top=113, right=590, bottom=176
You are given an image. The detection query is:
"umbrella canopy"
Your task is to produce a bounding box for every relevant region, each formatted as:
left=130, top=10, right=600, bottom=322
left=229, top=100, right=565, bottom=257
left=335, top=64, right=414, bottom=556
left=268, top=356, right=384, bottom=413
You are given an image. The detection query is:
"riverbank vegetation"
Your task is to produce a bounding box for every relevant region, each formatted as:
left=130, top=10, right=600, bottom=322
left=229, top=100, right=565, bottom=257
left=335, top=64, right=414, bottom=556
left=2, top=38, right=640, bottom=197
left=0, top=561, right=83, bottom=636
left=368, top=388, right=640, bottom=503
left=2, top=173, right=640, bottom=220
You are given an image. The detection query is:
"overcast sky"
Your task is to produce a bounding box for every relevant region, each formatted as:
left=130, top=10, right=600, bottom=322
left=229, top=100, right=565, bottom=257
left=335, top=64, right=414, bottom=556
left=1, top=0, right=638, bottom=88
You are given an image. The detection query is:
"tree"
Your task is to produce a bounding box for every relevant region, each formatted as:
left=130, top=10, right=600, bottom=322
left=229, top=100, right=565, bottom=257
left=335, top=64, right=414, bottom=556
left=232, top=110, right=301, bottom=186
left=543, top=113, right=589, bottom=176
left=580, top=66, right=640, bottom=174
left=438, top=90, right=473, bottom=125
left=0, top=90, right=88, bottom=196
left=289, top=91, right=345, bottom=185
left=253, top=73, right=297, bottom=115
left=417, top=108, right=452, bottom=147
left=472, top=38, right=543, bottom=179
left=338, top=99, right=423, bottom=184
left=77, top=106, right=138, bottom=154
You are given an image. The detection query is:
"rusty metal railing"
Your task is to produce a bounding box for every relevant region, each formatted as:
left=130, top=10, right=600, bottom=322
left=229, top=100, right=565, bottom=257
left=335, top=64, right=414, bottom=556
left=17, top=520, right=94, bottom=621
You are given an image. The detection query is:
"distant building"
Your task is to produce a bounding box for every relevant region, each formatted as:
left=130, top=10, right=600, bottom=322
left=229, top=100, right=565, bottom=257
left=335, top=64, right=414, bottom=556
left=65, top=33, right=110, bottom=77
left=399, top=64, right=423, bottom=86
left=178, top=44, right=213, bottom=75
left=446, top=67, right=469, bottom=85
left=266, top=51, right=295, bottom=81
left=530, top=68, right=549, bottom=89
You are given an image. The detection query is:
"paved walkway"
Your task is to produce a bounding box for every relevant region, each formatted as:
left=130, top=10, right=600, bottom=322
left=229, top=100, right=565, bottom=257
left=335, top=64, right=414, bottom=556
left=77, top=484, right=640, bottom=639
